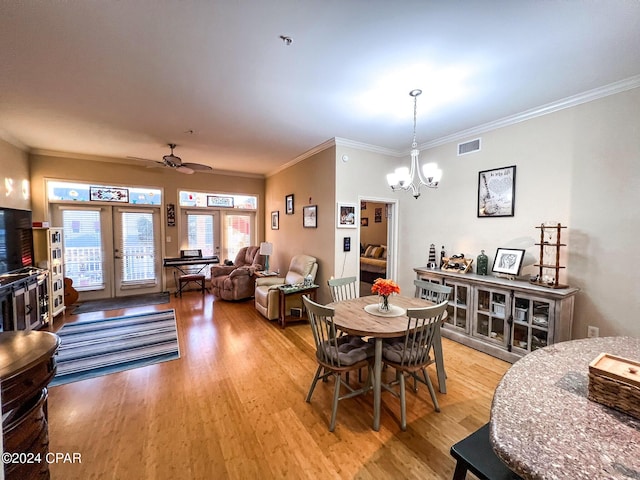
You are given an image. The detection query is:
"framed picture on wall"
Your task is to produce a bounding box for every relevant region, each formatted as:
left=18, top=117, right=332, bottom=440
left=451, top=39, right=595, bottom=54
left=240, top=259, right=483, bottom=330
left=337, top=203, right=357, bottom=228
left=271, top=211, right=279, bottom=230
left=374, top=207, right=382, bottom=223
left=478, top=165, right=516, bottom=217
left=285, top=194, right=294, bottom=215
left=361, top=217, right=369, bottom=227
left=303, top=205, right=317, bottom=228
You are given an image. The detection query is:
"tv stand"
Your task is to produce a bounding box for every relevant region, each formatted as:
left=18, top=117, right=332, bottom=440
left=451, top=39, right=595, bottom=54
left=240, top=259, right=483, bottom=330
left=0, top=268, right=49, bottom=331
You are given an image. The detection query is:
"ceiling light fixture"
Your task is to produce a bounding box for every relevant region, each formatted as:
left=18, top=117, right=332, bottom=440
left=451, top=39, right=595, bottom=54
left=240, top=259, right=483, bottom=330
left=386, top=89, right=442, bottom=199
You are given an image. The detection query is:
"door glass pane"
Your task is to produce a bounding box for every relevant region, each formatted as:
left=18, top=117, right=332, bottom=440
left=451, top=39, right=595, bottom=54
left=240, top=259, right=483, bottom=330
left=119, top=212, right=156, bottom=284
left=224, top=214, right=251, bottom=261
left=186, top=213, right=214, bottom=257
left=61, top=209, right=104, bottom=290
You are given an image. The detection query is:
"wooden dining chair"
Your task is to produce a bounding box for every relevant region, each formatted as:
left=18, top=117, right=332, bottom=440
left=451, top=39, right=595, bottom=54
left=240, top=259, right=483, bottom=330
left=380, top=300, right=448, bottom=431
left=413, top=279, right=451, bottom=391
left=302, top=295, right=374, bottom=432
left=327, top=276, right=357, bottom=302
left=414, top=279, right=452, bottom=303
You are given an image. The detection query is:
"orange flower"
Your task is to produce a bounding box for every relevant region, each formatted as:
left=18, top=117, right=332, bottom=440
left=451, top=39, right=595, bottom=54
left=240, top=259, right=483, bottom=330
left=371, top=278, right=400, bottom=297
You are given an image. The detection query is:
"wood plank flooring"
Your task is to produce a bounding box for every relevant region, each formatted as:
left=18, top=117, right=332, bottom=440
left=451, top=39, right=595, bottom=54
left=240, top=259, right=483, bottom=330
left=46, top=292, right=510, bottom=479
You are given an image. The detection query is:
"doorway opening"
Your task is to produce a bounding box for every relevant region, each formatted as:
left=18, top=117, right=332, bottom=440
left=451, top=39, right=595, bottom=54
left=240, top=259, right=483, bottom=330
left=358, top=199, right=396, bottom=297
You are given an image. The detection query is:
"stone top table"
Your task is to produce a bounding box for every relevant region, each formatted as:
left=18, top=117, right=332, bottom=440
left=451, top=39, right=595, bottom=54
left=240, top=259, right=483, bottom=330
left=490, top=336, right=640, bottom=480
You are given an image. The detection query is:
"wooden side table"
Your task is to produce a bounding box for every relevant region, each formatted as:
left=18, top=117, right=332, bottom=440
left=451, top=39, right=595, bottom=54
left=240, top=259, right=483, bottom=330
left=277, top=284, right=319, bottom=328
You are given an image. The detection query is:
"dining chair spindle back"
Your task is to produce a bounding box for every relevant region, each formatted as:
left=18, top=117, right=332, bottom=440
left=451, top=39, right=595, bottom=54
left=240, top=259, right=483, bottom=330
left=328, top=276, right=358, bottom=302
left=381, top=300, right=448, bottom=430
left=302, top=295, right=374, bottom=432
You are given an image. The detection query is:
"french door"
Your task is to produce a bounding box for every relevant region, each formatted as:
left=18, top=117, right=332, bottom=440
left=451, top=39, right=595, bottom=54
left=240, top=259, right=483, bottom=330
left=54, top=205, right=162, bottom=300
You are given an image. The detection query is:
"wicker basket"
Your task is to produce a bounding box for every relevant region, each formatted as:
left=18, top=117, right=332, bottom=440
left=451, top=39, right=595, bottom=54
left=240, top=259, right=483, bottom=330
left=588, top=352, right=640, bottom=420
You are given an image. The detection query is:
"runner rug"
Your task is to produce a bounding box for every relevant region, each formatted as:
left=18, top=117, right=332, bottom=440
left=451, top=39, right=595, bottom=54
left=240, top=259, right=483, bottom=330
left=50, top=309, right=180, bottom=387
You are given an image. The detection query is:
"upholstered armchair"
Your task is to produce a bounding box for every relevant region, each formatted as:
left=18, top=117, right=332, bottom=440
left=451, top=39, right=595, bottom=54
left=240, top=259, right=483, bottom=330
left=254, top=254, right=318, bottom=320
left=210, top=246, right=264, bottom=301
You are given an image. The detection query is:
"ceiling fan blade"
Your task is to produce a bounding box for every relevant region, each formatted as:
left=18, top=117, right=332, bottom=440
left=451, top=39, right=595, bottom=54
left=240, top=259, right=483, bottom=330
left=176, top=166, right=194, bottom=174
left=183, top=162, right=213, bottom=172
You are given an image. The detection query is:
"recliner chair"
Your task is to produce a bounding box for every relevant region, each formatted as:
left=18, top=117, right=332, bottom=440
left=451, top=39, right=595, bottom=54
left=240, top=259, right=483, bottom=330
left=210, top=246, right=264, bottom=300
left=254, top=254, right=318, bottom=320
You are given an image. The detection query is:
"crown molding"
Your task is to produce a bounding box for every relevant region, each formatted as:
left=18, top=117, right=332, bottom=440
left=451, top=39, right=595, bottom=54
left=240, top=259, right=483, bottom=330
left=30, top=149, right=264, bottom=179
left=0, top=129, right=29, bottom=151
left=418, top=74, right=640, bottom=151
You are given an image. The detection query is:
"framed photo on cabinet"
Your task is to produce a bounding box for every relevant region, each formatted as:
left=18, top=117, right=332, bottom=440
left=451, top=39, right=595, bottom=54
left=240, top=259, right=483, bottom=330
left=478, top=165, right=516, bottom=217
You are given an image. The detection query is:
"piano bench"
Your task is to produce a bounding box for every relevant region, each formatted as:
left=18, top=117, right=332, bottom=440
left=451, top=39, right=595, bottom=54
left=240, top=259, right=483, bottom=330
left=177, top=274, right=206, bottom=297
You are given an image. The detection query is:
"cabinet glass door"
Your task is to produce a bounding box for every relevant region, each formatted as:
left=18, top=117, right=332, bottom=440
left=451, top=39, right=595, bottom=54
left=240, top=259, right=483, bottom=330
left=444, top=281, right=469, bottom=332
left=512, top=295, right=552, bottom=352
left=474, top=288, right=508, bottom=345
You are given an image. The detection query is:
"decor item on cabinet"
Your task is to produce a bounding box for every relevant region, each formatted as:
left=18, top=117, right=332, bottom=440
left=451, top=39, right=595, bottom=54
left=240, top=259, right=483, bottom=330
left=476, top=250, right=489, bottom=275
left=271, top=211, right=279, bottom=230
left=492, top=248, right=525, bottom=276
left=360, top=244, right=387, bottom=284
left=477, top=165, right=516, bottom=217
left=259, top=242, right=273, bottom=273
left=303, top=205, right=317, bottom=228
left=285, top=194, right=294, bottom=214
left=427, top=243, right=437, bottom=269
left=386, top=89, right=442, bottom=199
left=532, top=223, right=569, bottom=289
left=442, top=254, right=473, bottom=274
left=440, top=245, right=446, bottom=268
left=337, top=202, right=357, bottom=228
left=371, top=278, right=400, bottom=313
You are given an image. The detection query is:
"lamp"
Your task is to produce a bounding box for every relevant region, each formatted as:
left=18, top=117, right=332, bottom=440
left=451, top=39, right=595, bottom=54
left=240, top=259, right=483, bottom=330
left=259, top=242, right=273, bottom=273
left=386, top=89, right=442, bottom=199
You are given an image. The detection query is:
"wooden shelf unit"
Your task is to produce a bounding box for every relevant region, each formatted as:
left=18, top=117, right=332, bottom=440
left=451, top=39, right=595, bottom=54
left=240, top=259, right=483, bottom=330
left=533, top=223, right=568, bottom=289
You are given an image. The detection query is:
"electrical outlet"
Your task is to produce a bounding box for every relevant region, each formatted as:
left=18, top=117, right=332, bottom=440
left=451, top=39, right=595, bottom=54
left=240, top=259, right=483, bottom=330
left=587, top=326, right=599, bottom=338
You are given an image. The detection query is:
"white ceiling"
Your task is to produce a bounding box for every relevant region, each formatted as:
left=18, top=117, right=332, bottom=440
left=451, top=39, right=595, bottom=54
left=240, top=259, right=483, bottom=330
left=1, top=1, right=639, bottom=176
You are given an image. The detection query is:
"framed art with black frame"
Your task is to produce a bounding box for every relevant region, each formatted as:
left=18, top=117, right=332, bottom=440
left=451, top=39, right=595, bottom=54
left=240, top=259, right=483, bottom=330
left=478, top=165, right=516, bottom=217
left=492, top=248, right=525, bottom=276
left=303, top=205, right=317, bottom=228
left=271, top=211, right=279, bottom=230
left=285, top=194, right=294, bottom=215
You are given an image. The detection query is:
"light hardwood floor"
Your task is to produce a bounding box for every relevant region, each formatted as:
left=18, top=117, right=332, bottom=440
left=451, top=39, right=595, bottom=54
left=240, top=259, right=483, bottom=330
left=46, top=291, right=510, bottom=479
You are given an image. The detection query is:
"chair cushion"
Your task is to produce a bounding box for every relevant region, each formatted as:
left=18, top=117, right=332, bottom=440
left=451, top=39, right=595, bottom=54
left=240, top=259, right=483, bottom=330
left=383, top=341, right=430, bottom=364
left=319, top=339, right=374, bottom=366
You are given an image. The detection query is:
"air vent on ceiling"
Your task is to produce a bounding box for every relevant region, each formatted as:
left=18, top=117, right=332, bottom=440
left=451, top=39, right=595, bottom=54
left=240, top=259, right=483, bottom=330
left=458, top=138, right=481, bottom=156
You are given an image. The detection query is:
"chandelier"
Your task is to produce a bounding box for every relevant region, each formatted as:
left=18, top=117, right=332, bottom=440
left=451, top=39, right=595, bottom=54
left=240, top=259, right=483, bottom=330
left=386, top=89, right=442, bottom=199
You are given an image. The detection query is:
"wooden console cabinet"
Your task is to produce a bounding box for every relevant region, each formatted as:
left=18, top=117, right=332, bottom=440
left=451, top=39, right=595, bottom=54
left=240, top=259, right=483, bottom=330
left=0, top=330, right=60, bottom=480
left=414, top=267, right=579, bottom=363
left=0, top=268, right=49, bottom=332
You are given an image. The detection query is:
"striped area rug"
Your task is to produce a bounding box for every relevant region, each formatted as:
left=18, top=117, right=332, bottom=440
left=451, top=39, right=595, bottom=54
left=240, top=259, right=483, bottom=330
left=50, top=309, right=180, bottom=387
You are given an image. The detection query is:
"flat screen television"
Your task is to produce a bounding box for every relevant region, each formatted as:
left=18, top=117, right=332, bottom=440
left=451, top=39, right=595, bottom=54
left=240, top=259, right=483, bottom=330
left=0, top=207, right=34, bottom=275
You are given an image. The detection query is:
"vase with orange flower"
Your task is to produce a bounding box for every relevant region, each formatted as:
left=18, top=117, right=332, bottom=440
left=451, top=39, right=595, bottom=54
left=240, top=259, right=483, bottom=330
left=371, top=278, right=400, bottom=313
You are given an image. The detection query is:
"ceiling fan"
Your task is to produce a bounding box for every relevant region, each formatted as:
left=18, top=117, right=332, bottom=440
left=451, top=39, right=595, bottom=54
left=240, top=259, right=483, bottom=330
left=129, top=144, right=213, bottom=174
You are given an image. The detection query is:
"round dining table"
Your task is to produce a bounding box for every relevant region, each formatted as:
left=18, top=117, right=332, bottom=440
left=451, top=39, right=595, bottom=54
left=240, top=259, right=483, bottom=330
left=329, top=295, right=446, bottom=431
left=491, top=336, right=640, bottom=479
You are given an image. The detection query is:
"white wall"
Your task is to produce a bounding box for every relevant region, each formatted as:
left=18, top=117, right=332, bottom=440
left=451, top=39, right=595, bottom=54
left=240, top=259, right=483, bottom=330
left=341, top=87, right=640, bottom=339
left=0, top=139, right=30, bottom=210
